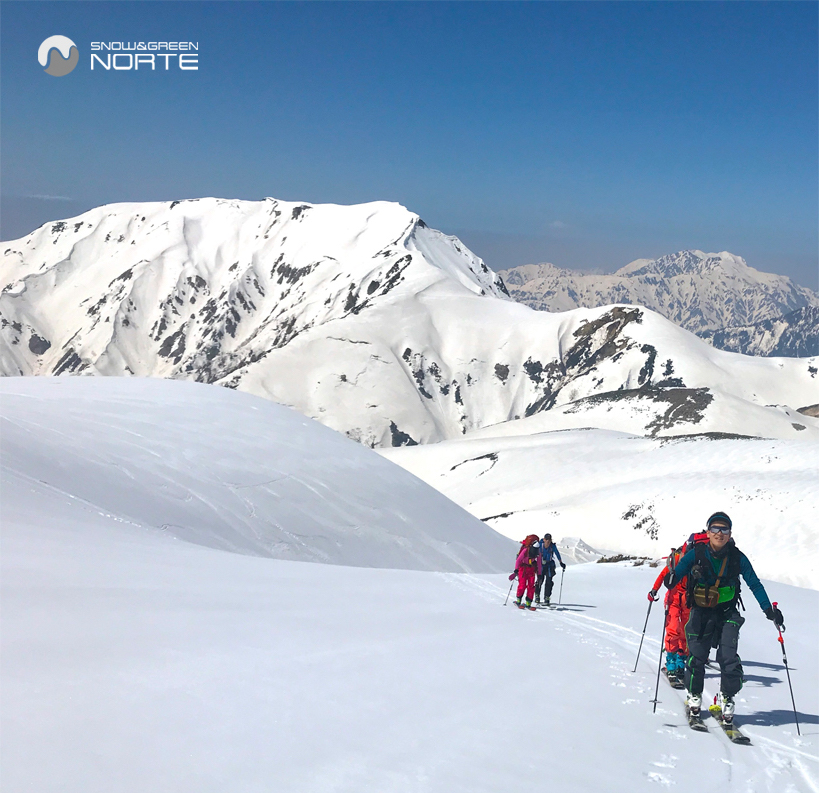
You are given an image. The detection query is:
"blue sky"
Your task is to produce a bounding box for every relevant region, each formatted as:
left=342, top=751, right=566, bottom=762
left=2, top=1, right=817, bottom=288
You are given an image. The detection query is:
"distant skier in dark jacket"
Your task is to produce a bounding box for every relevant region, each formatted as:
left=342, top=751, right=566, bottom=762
left=668, top=511, right=784, bottom=724
left=535, top=534, right=565, bottom=606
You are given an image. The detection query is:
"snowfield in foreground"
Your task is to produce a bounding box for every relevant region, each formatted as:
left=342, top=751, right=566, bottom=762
left=0, top=376, right=512, bottom=571
left=2, top=375, right=816, bottom=791
left=2, top=507, right=816, bottom=792
left=380, top=429, right=819, bottom=589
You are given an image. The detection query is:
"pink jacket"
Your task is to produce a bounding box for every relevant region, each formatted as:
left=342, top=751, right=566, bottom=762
left=515, top=546, right=543, bottom=575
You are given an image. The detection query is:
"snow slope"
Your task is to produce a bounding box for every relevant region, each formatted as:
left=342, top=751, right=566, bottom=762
left=499, top=250, right=819, bottom=335
left=2, top=364, right=816, bottom=792
left=3, top=506, right=816, bottom=792
left=380, top=429, right=819, bottom=589
left=0, top=376, right=513, bottom=572
left=2, top=200, right=817, bottom=446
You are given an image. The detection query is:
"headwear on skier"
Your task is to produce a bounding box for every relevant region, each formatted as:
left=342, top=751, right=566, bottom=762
left=706, top=511, right=732, bottom=531
left=543, top=533, right=552, bottom=541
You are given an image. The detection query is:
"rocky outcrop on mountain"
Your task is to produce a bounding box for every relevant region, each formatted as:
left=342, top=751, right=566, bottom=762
left=499, top=251, right=819, bottom=341
left=3, top=200, right=817, bottom=446
left=698, top=306, right=819, bottom=358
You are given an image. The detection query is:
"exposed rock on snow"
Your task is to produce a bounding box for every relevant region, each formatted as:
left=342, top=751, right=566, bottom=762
left=0, top=376, right=513, bottom=572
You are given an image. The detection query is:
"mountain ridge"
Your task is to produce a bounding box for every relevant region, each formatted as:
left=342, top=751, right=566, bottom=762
left=3, top=198, right=817, bottom=447
left=498, top=250, right=819, bottom=347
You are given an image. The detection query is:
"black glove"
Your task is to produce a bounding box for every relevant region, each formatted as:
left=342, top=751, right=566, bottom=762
left=648, top=589, right=659, bottom=602
left=560, top=562, right=566, bottom=570
left=764, top=606, right=784, bottom=629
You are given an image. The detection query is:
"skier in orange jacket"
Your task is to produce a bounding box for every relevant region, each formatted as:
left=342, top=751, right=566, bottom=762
left=648, top=532, right=707, bottom=686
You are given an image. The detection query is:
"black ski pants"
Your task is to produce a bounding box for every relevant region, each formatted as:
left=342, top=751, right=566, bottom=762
left=536, top=564, right=555, bottom=601
left=684, top=604, right=745, bottom=697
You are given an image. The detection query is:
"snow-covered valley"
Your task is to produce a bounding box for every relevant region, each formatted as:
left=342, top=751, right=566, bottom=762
left=380, top=427, right=819, bottom=589
left=2, top=377, right=817, bottom=792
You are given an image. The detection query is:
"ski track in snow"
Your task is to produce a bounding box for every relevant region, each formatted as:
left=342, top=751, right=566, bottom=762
left=442, top=572, right=819, bottom=792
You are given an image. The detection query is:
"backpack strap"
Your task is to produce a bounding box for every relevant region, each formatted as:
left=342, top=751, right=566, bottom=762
left=713, top=554, right=728, bottom=589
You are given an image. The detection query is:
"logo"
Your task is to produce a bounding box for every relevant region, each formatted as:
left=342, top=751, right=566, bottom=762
left=38, top=35, right=79, bottom=76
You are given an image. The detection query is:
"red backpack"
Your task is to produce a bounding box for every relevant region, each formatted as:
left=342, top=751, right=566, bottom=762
left=518, top=535, right=540, bottom=566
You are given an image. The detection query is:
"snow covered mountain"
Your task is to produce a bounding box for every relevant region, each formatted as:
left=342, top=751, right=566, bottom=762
left=1, top=376, right=513, bottom=572
left=2, top=200, right=817, bottom=445
left=498, top=250, right=819, bottom=340
left=699, top=305, right=819, bottom=357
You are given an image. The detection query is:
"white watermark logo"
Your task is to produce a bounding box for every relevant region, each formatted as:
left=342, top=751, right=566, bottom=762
left=38, top=35, right=79, bottom=76
left=90, top=42, right=199, bottom=71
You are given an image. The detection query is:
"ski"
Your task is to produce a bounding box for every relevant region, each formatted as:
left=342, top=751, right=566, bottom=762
left=685, top=704, right=708, bottom=732
left=662, top=667, right=685, bottom=690
left=709, top=705, right=751, bottom=744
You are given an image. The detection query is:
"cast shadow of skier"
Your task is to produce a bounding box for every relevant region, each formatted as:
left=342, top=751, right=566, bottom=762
left=550, top=604, right=597, bottom=612
left=737, top=709, right=819, bottom=728
left=704, top=669, right=782, bottom=688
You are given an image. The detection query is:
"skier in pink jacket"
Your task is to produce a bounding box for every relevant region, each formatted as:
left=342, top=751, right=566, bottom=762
left=509, top=534, right=542, bottom=610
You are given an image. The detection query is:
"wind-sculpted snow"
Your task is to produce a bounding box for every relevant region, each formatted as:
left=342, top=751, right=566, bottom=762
left=500, top=250, right=819, bottom=341
left=0, top=377, right=513, bottom=572
left=381, top=428, right=819, bottom=589
left=2, top=201, right=817, bottom=446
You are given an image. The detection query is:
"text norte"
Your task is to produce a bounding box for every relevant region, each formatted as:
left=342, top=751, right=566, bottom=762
left=90, top=42, right=198, bottom=71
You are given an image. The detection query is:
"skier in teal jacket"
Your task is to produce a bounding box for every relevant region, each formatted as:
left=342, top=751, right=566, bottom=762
left=668, top=511, right=784, bottom=724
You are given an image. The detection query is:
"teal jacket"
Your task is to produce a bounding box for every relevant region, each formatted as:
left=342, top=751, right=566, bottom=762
left=672, top=540, right=771, bottom=611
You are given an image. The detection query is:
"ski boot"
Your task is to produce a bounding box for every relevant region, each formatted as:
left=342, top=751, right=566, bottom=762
left=526, top=599, right=536, bottom=611
left=717, top=692, right=735, bottom=724
left=685, top=693, right=706, bottom=731
left=543, top=596, right=550, bottom=607
left=534, top=597, right=541, bottom=606
left=514, top=597, right=522, bottom=608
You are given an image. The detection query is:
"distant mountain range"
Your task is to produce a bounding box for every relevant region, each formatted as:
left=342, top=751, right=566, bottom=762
left=498, top=250, right=819, bottom=356
left=2, top=199, right=817, bottom=447
left=698, top=305, right=818, bottom=357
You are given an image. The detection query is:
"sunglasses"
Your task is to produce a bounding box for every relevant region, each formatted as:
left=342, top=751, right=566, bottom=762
left=708, top=525, right=732, bottom=535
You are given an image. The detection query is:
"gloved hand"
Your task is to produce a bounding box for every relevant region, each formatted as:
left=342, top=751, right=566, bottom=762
left=560, top=562, right=566, bottom=570
left=648, top=589, right=659, bottom=602
left=764, top=605, right=785, bottom=629
left=508, top=571, right=517, bottom=581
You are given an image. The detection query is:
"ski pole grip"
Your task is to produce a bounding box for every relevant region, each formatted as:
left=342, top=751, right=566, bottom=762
left=773, top=601, right=778, bottom=608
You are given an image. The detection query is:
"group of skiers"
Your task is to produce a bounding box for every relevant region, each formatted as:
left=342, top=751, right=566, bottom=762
left=510, top=511, right=786, bottom=731
left=509, top=532, right=566, bottom=609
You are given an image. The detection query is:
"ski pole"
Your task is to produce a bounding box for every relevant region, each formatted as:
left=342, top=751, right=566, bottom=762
left=632, top=598, right=655, bottom=673
left=772, top=601, right=800, bottom=736
left=503, top=577, right=515, bottom=606
left=651, top=606, right=670, bottom=713
left=558, top=566, right=565, bottom=605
